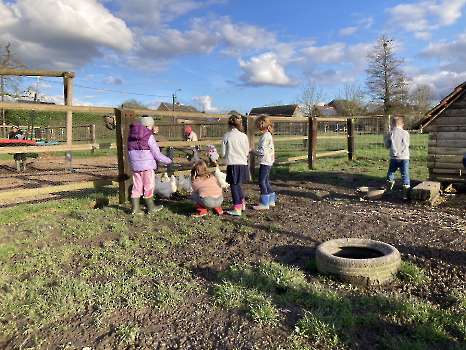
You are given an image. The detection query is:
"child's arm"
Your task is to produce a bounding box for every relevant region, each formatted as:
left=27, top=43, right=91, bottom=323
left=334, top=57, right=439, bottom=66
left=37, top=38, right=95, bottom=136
left=148, top=136, right=172, bottom=164
left=384, top=131, right=392, bottom=149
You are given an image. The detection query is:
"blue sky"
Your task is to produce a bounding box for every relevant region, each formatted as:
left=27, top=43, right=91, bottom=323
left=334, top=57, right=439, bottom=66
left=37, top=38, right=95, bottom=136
left=1, top=0, right=466, bottom=114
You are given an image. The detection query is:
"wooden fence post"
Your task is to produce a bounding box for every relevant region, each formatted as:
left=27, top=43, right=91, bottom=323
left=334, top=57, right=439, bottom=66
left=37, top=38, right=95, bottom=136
left=90, top=124, right=96, bottom=154
left=347, top=118, right=355, bottom=160
left=308, top=116, right=317, bottom=169
left=115, top=108, right=134, bottom=204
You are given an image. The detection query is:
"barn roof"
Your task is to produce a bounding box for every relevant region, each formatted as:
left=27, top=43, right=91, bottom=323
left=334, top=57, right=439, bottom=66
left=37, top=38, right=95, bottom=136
left=413, top=81, right=466, bottom=131
left=314, top=105, right=337, bottom=117
left=157, top=102, right=199, bottom=113
left=249, top=104, right=300, bottom=117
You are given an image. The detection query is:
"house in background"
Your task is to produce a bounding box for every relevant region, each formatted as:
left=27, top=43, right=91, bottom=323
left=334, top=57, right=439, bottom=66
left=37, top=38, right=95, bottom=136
left=413, top=81, right=466, bottom=183
left=311, top=105, right=337, bottom=118
left=327, top=99, right=366, bottom=116
left=249, top=104, right=303, bottom=118
left=157, top=102, right=200, bottom=123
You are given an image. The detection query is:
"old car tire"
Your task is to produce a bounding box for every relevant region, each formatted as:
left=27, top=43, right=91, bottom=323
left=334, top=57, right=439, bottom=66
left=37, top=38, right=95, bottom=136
left=315, top=238, right=401, bottom=286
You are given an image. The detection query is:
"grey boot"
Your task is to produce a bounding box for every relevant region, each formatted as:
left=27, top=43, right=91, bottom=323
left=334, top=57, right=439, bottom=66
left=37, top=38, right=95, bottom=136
left=403, top=185, right=410, bottom=200
left=16, top=160, right=21, bottom=172
left=386, top=181, right=395, bottom=194
left=131, top=197, right=144, bottom=215
left=144, top=197, right=163, bottom=213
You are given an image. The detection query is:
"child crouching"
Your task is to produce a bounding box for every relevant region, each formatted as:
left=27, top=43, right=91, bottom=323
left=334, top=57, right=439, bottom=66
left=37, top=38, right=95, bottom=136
left=190, top=160, right=223, bottom=217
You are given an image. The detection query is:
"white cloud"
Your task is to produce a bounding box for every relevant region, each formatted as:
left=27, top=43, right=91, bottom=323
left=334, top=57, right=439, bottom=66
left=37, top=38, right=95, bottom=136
left=358, top=16, right=374, bottom=29
left=237, top=52, right=298, bottom=87
left=300, top=42, right=346, bottom=64
left=218, top=19, right=276, bottom=51
left=411, top=70, right=466, bottom=97
left=385, top=0, right=466, bottom=32
left=38, top=83, right=52, bottom=90
left=14, top=0, right=133, bottom=51
left=138, top=28, right=220, bottom=58
left=414, top=32, right=432, bottom=40
left=104, top=76, right=124, bottom=85
left=191, top=95, right=223, bottom=113
left=0, top=1, right=18, bottom=28
left=417, top=33, right=466, bottom=63
left=339, top=27, right=358, bottom=37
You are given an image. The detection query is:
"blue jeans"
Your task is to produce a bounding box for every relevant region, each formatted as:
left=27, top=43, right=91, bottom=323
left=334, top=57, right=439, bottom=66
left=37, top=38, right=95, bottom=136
left=258, top=165, right=273, bottom=195
left=387, top=159, right=410, bottom=186
left=230, top=183, right=244, bottom=205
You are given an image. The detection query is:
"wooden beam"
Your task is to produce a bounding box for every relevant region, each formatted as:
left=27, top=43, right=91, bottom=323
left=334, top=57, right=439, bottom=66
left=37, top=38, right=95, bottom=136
left=0, top=69, right=75, bottom=77
left=115, top=108, right=134, bottom=204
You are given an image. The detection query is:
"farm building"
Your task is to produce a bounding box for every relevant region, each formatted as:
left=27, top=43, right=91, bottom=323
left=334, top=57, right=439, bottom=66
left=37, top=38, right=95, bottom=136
left=311, top=105, right=337, bottom=118
left=157, top=102, right=200, bottom=123
left=413, top=81, right=466, bottom=183
left=249, top=104, right=303, bottom=117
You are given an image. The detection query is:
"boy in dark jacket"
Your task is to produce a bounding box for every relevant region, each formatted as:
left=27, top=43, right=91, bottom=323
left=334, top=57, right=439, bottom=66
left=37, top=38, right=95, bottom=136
left=127, top=116, right=172, bottom=214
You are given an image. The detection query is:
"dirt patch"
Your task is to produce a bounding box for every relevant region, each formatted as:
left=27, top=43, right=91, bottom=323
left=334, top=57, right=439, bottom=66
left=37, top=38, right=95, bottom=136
left=1, top=155, right=466, bottom=349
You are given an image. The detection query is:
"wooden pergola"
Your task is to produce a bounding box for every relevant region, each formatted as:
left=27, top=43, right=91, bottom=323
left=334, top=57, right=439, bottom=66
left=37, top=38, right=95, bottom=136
left=0, top=69, right=74, bottom=144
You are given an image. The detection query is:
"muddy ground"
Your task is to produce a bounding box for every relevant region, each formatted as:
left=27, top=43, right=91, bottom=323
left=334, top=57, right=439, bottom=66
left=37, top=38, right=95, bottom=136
left=0, top=154, right=465, bottom=349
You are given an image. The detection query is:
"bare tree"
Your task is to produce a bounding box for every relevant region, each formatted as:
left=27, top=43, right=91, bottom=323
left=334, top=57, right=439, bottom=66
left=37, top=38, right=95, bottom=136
left=333, top=82, right=367, bottom=116
left=408, top=84, right=438, bottom=115
left=295, top=80, right=327, bottom=116
left=365, top=34, right=410, bottom=116
left=119, top=98, right=148, bottom=109
left=0, top=42, right=27, bottom=102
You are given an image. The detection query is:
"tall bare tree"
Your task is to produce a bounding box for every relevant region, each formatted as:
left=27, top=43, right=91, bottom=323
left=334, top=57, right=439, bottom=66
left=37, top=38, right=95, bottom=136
left=119, top=99, right=148, bottom=109
left=0, top=42, right=27, bottom=102
left=295, top=80, right=327, bottom=116
left=365, top=34, right=410, bottom=116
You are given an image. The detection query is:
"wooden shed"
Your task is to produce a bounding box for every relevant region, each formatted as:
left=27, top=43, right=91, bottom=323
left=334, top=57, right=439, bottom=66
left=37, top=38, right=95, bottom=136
left=413, top=81, right=466, bottom=183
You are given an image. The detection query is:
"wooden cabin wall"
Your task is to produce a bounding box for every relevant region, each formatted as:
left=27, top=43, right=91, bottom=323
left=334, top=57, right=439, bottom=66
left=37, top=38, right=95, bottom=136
left=423, top=92, right=466, bottom=183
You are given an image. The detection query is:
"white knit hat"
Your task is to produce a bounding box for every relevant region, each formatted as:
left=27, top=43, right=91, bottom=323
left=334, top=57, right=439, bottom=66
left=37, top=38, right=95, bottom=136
left=138, top=115, right=154, bottom=127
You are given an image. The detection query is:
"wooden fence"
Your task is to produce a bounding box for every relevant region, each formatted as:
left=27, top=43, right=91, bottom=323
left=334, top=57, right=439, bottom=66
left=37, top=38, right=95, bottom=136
left=0, top=104, right=354, bottom=204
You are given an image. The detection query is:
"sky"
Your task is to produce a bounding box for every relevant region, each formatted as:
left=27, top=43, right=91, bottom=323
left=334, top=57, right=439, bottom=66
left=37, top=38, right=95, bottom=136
left=1, top=0, right=466, bottom=115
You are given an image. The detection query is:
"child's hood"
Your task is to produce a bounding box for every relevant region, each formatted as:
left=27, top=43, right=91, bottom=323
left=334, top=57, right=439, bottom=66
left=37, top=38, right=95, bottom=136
left=128, top=123, right=152, bottom=140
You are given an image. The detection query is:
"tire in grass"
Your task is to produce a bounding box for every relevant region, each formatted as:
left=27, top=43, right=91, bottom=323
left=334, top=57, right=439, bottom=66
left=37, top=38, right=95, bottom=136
left=315, top=238, right=401, bottom=286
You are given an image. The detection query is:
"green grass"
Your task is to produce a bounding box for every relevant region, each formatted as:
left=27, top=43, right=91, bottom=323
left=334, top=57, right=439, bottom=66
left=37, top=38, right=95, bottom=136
left=0, top=134, right=462, bottom=349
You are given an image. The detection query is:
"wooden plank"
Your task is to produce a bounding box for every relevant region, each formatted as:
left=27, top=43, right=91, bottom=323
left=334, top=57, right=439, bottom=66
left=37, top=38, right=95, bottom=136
left=430, top=115, right=466, bottom=124
left=428, top=139, right=466, bottom=148
left=429, top=125, right=466, bottom=132
left=0, top=179, right=117, bottom=200
left=428, top=131, right=466, bottom=140
left=427, top=146, right=466, bottom=155
left=427, top=154, right=463, bottom=162
left=0, top=143, right=117, bottom=154
left=430, top=168, right=466, bottom=174
left=0, top=69, right=75, bottom=77
left=427, top=161, right=463, bottom=169
left=429, top=174, right=466, bottom=183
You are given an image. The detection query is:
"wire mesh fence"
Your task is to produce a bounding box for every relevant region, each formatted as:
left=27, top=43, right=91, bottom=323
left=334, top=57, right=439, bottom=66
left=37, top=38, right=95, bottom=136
left=0, top=113, right=427, bottom=206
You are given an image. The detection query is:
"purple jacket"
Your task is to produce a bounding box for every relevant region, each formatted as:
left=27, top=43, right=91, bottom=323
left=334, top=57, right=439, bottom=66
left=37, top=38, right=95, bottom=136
left=127, top=123, right=172, bottom=172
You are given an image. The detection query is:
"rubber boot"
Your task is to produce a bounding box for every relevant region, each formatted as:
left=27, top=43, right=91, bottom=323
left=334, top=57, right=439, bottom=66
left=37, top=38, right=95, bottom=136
left=144, top=196, right=163, bottom=213
left=242, top=198, right=246, bottom=211
left=403, top=185, right=410, bottom=200
left=16, top=160, right=21, bottom=172
left=192, top=202, right=207, bottom=217
left=22, top=161, right=26, bottom=171
left=253, top=194, right=270, bottom=210
left=268, top=193, right=276, bottom=207
left=227, top=204, right=242, bottom=216
left=213, top=207, right=223, bottom=215
left=131, top=197, right=143, bottom=215
left=386, top=181, right=395, bottom=194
